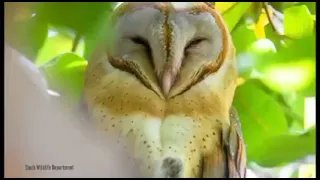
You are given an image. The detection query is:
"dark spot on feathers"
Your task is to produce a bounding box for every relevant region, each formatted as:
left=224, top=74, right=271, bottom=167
left=161, top=157, right=183, bottom=178
left=144, top=141, right=147, bottom=144
left=112, top=124, right=115, bottom=127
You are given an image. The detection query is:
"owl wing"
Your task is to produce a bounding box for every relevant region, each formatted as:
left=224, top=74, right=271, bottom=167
left=202, top=107, right=247, bottom=178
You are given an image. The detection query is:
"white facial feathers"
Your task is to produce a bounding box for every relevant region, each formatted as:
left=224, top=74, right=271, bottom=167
left=110, top=4, right=225, bottom=96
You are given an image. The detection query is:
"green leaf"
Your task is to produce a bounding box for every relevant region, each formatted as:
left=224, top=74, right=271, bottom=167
left=35, top=27, right=85, bottom=66
left=284, top=5, right=315, bottom=39
left=83, top=9, right=114, bottom=60
left=35, top=2, right=117, bottom=35
left=5, top=9, right=48, bottom=62
left=215, top=2, right=237, bottom=14
left=281, top=93, right=305, bottom=132
left=222, top=2, right=252, bottom=32
left=250, top=126, right=315, bottom=167
left=243, top=2, right=263, bottom=24
left=232, top=23, right=257, bottom=79
left=261, top=59, right=315, bottom=95
left=264, top=24, right=283, bottom=50
left=232, top=23, right=258, bottom=55
left=248, top=35, right=315, bottom=95
left=296, top=2, right=316, bottom=14
left=233, top=80, right=288, bottom=162
left=269, top=2, right=299, bottom=12
left=40, top=52, right=87, bottom=104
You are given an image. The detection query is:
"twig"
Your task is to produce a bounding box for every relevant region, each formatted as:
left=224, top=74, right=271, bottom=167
left=263, top=2, right=295, bottom=40
left=71, top=33, right=81, bottom=53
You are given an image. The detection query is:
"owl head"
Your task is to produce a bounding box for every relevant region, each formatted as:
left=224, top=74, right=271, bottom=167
left=99, top=2, right=236, bottom=101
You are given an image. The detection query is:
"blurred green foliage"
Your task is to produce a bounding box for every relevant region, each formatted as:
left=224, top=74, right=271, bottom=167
left=5, top=2, right=316, bottom=172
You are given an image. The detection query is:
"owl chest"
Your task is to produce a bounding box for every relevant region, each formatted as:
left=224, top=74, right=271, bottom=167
left=91, top=102, right=227, bottom=177
left=86, top=72, right=231, bottom=177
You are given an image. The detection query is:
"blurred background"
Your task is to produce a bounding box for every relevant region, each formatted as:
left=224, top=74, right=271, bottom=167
left=4, top=2, right=316, bottom=178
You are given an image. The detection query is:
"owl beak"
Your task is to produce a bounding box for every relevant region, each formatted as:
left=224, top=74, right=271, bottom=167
left=161, top=65, right=177, bottom=97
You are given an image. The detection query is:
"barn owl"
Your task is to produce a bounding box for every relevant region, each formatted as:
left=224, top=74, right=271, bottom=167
left=83, top=2, right=246, bottom=178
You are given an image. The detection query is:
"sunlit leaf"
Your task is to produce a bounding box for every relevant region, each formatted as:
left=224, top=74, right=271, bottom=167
left=233, top=80, right=288, bottom=162
left=296, top=2, right=316, bottom=14
left=261, top=36, right=314, bottom=94
left=253, top=11, right=268, bottom=39
left=36, top=27, right=84, bottom=66
left=262, top=60, right=315, bottom=94
left=40, top=53, right=87, bottom=104
left=284, top=5, right=314, bottom=38
left=222, top=2, right=252, bottom=32
left=215, top=2, right=236, bottom=14
left=248, top=38, right=277, bottom=54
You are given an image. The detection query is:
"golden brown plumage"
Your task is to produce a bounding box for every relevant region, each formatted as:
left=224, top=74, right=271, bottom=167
left=83, top=2, right=246, bottom=178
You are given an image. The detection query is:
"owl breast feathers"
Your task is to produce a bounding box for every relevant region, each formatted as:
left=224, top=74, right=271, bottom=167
left=83, top=2, right=246, bottom=178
